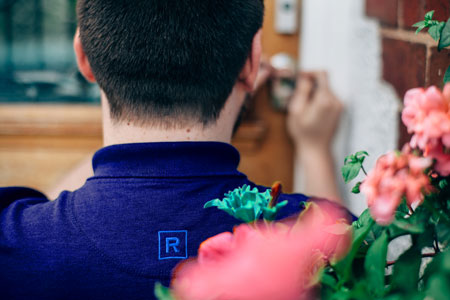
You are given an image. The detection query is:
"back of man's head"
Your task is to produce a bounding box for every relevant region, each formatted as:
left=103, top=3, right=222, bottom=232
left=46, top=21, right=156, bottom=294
left=76, top=0, right=264, bottom=127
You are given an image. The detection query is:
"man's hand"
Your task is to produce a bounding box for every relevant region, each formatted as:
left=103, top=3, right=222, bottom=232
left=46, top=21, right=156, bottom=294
left=287, top=71, right=343, bottom=204
left=253, top=57, right=274, bottom=93
left=287, top=72, right=343, bottom=150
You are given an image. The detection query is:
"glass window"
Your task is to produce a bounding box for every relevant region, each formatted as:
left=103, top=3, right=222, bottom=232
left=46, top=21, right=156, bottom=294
left=0, top=0, right=99, bottom=103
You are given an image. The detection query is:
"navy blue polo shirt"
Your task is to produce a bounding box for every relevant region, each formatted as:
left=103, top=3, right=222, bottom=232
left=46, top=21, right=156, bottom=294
left=0, top=142, right=309, bottom=299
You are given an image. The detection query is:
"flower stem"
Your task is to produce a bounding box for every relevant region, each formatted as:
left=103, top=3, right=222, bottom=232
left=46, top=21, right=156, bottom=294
left=434, top=233, right=441, bottom=253
left=386, top=253, right=436, bottom=267
left=361, top=165, right=368, bottom=176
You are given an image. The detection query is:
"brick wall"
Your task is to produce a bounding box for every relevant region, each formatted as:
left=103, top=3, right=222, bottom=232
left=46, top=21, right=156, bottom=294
left=366, top=0, right=450, bottom=146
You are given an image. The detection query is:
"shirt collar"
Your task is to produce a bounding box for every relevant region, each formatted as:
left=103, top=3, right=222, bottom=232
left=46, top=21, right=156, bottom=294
left=91, top=142, right=246, bottom=178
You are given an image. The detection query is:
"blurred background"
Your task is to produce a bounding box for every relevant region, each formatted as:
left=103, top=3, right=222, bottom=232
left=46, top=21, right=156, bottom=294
left=0, top=0, right=98, bottom=103
left=0, top=0, right=449, bottom=215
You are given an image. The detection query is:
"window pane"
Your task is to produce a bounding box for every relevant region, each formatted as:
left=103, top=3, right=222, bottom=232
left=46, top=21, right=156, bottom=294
left=0, top=0, right=99, bottom=103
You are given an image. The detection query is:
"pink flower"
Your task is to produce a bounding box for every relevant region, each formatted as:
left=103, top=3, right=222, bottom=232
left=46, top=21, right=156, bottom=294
left=427, top=141, right=450, bottom=176
left=171, top=200, right=352, bottom=300
left=360, top=147, right=432, bottom=225
left=402, top=84, right=450, bottom=175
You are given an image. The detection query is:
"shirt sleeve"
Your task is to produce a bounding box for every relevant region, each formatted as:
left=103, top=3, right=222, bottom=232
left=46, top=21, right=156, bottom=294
left=0, top=187, right=49, bottom=211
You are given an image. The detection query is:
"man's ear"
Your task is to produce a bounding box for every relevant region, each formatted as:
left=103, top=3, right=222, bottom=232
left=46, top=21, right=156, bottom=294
left=238, top=29, right=262, bottom=92
left=74, top=28, right=96, bottom=83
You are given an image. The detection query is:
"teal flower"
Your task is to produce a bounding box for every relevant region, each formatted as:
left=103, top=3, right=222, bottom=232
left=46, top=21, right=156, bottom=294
left=204, top=184, right=288, bottom=223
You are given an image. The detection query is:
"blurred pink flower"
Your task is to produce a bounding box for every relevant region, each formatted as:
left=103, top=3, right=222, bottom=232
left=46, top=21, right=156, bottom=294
left=427, top=141, right=450, bottom=176
left=402, top=84, right=450, bottom=175
left=171, top=200, right=352, bottom=300
left=360, top=147, right=432, bottom=225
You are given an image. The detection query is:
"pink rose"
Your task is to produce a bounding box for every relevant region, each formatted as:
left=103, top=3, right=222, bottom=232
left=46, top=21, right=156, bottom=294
left=360, top=147, right=432, bottom=225
left=402, top=84, right=450, bottom=176
left=171, top=200, right=352, bottom=300
left=427, top=141, right=450, bottom=176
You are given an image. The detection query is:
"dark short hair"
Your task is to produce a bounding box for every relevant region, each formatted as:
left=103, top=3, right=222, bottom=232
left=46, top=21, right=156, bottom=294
left=77, top=0, right=264, bottom=126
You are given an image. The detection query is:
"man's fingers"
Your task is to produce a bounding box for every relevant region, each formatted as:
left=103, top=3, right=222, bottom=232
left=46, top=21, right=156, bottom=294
left=313, top=71, right=329, bottom=89
left=289, top=74, right=314, bottom=114
left=296, top=74, right=314, bottom=99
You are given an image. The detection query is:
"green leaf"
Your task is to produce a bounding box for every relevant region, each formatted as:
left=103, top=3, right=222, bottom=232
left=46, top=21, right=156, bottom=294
left=342, top=162, right=362, bottom=183
left=334, top=218, right=374, bottom=284
left=347, top=281, right=372, bottom=299
left=422, top=251, right=450, bottom=294
left=425, top=10, right=435, bottom=21
left=364, top=231, right=389, bottom=297
left=389, top=205, right=430, bottom=238
left=396, top=200, right=410, bottom=215
left=342, top=151, right=369, bottom=183
left=352, top=182, right=362, bottom=194
left=429, top=22, right=445, bottom=41
left=154, top=283, right=176, bottom=300
left=391, top=246, right=422, bottom=292
left=417, top=224, right=435, bottom=249
left=416, top=25, right=427, bottom=34
left=355, top=151, right=369, bottom=157
left=321, top=272, right=338, bottom=287
left=412, top=21, right=425, bottom=28
left=204, top=199, right=222, bottom=208
left=234, top=207, right=257, bottom=223
left=363, top=222, right=385, bottom=247
left=436, top=221, right=450, bottom=250
left=439, top=178, right=449, bottom=189
left=444, top=65, right=450, bottom=84
left=424, top=274, right=450, bottom=300
left=392, top=218, right=425, bottom=234
left=354, top=209, right=373, bottom=229
left=438, top=18, right=450, bottom=51
left=262, top=200, right=288, bottom=221
left=413, top=20, right=426, bottom=32
left=384, top=294, right=424, bottom=300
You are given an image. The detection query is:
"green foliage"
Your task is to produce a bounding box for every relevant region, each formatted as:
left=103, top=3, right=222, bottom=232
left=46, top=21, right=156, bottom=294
left=391, top=208, right=427, bottom=235
left=329, top=211, right=374, bottom=288
left=414, top=11, right=450, bottom=85
left=364, top=231, right=388, bottom=297
left=429, top=22, right=446, bottom=41
left=204, top=185, right=288, bottom=223
left=390, top=245, right=422, bottom=293
left=438, top=17, right=450, bottom=51
left=444, top=65, right=450, bottom=84
left=320, top=12, right=450, bottom=295
left=413, top=10, right=443, bottom=34
left=342, top=151, right=369, bottom=183
left=422, top=251, right=450, bottom=300
left=154, top=283, right=176, bottom=300
left=320, top=193, right=450, bottom=299
left=321, top=150, right=450, bottom=299
left=351, top=182, right=362, bottom=194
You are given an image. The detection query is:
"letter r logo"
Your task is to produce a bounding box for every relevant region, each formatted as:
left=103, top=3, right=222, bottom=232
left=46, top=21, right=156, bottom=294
left=158, top=230, right=188, bottom=260
left=166, top=237, right=180, bottom=253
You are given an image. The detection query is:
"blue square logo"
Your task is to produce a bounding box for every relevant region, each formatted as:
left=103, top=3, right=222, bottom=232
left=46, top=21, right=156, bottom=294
left=158, top=230, right=188, bottom=260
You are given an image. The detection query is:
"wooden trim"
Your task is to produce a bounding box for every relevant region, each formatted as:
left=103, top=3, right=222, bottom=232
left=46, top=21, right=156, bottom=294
left=0, top=104, right=268, bottom=142
left=0, top=104, right=102, bottom=137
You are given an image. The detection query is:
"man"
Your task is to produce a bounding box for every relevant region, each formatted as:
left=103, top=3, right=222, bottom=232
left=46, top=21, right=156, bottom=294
left=0, top=1, right=343, bottom=299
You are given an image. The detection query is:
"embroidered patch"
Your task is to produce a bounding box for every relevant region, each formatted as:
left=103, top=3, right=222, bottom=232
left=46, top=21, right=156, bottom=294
left=158, top=230, right=188, bottom=260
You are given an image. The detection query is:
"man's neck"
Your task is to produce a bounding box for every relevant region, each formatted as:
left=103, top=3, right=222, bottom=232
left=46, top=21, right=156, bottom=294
left=101, top=91, right=244, bottom=147
left=103, top=121, right=234, bottom=146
